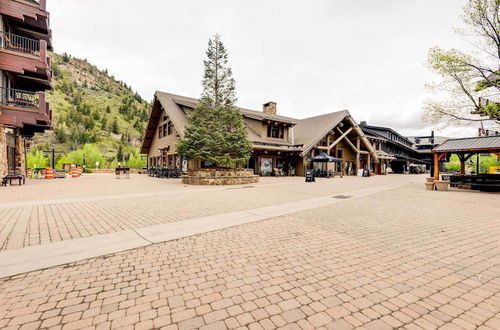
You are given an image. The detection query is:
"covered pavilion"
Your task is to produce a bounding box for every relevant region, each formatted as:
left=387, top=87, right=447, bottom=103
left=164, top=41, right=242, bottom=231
left=433, top=136, right=500, bottom=190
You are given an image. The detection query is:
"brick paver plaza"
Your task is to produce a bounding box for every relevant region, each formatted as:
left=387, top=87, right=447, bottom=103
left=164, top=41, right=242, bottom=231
left=0, top=174, right=499, bottom=329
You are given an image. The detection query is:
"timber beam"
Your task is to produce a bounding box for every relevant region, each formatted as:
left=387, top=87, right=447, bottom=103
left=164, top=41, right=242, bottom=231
left=335, top=127, right=358, bottom=153
left=328, top=127, right=353, bottom=150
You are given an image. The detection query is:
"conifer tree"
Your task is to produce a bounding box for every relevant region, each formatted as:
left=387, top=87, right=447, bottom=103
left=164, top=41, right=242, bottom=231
left=177, top=35, right=252, bottom=168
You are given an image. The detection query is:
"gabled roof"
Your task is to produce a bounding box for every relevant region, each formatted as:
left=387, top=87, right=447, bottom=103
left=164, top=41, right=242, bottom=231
left=141, top=91, right=378, bottom=162
left=433, top=135, right=500, bottom=152
left=293, top=111, right=349, bottom=155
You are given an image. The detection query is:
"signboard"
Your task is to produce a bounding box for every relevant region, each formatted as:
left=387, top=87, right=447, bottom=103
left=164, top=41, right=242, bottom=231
left=260, top=158, right=273, bottom=175
left=95, top=162, right=100, bottom=167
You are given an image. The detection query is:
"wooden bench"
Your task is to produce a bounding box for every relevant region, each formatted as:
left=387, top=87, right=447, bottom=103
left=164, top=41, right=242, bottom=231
left=2, top=174, right=25, bottom=186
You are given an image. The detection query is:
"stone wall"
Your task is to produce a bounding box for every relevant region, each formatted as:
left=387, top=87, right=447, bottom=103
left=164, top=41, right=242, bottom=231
left=0, top=126, right=7, bottom=177
left=182, top=168, right=259, bottom=185
left=15, top=135, right=26, bottom=175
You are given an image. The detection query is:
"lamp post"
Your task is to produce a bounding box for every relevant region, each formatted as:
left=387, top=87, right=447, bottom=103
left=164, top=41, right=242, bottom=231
left=43, top=148, right=64, bottom=169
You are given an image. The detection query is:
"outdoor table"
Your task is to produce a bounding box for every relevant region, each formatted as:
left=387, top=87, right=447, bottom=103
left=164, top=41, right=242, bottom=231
left=115, top=167, right=131, bottom=179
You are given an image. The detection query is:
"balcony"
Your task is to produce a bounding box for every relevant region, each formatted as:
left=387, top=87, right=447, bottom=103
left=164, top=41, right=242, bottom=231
left=0, top=87, right=50, bottom=130
left=0, top=31, right=50, bottom=85
left=1, top=31, right=40, bottom=56
left=0, top=87, right=40, bottom=110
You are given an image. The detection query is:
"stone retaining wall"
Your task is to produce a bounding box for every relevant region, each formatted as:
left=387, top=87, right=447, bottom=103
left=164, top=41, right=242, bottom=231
left=182, top=168, right=259, bottom=185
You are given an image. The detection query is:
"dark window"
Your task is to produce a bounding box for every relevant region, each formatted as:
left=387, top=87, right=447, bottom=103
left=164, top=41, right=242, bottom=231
left=7, top=146, right=15, bottom=172
left=163, top=124, right=168, bottom=136
left=6, top=134, right=16, bottom=172
left=167, top=122, right=173, bottom=135
left=201, top=160, right=214, bottom=168
left=267, top=125, right=284, bottom=139
left=158, top=126, right=163, bottom=138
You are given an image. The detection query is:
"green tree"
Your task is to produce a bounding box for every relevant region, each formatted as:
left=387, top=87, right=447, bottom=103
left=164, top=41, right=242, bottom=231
left=58, top=144, right=105, bottom=169
left=111, top=118, right=120, bottom=134
left=126, top=149, right=146, bottom=169
left=117, top=145, right=124, bottom=162
left=424, top=0, right=500, bottom=127
left=27, top=150, right=48, bottom=168
left=177, top=35, right=252, bottom=168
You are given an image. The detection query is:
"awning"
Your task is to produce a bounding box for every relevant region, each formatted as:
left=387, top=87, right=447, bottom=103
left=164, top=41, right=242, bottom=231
left=307, top=152, right=342, bottom=162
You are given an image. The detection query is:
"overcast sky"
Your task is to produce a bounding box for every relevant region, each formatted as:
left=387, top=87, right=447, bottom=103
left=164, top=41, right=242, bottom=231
left=47, top=0, right=486, bottom=137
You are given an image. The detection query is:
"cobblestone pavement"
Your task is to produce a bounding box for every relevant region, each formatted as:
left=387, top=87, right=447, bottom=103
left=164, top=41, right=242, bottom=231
left=0, top=175, right=417, bottom=251
left=0, top=182, right=499, bottom=329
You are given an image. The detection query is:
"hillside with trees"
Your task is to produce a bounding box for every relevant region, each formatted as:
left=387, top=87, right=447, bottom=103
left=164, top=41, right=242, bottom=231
left=29, top=52, right=150, bottom=169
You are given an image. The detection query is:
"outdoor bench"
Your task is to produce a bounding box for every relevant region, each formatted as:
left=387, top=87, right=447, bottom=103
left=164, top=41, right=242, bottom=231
left=2, top=174, right=26, bottom=186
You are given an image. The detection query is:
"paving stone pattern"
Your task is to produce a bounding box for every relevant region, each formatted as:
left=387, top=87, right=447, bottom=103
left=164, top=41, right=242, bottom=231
left=0, top=175, right=415, bottom=251
left=0, top=183, right=499, bottom=329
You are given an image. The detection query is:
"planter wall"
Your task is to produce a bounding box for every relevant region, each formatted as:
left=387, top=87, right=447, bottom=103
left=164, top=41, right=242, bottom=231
left=435, top=180, right=450, bottom=191
left=182, top=168, right=259, bottom=185
left=424, top=182, right=435, bottom=191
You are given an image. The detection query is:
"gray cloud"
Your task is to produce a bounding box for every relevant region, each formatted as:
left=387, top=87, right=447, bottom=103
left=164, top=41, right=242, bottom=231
left=48, top=0, right=477, bottom=137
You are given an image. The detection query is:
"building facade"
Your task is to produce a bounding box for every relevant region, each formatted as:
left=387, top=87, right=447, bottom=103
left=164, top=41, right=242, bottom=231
left=360, top=122, right=429, bottom=174
left=141, top=92, right=379, bottom=176
left=0, top=0, right=52, bottom=177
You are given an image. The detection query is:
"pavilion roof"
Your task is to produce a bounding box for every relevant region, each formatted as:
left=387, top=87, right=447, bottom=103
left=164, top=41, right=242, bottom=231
left=433, top=135, right=500, bottom=153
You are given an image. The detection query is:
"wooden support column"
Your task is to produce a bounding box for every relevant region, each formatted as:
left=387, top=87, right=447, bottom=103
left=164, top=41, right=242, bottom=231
left=367, top=153, right=371, bottom=172
left=355, top=137, right=360, bottom=174
left=434, top=152, right=447, bottom=180
left=434, top=153, right=439, bottom=180
left=458, top=154, right=465, bottom=174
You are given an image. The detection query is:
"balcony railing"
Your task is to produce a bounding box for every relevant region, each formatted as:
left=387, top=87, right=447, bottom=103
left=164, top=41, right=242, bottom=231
left=0, top=31, right=40, bottom=56
left=0, top=87, right=39, bottom=110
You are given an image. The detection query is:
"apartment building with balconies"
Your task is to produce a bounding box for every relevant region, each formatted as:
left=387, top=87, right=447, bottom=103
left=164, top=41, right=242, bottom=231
left=0, top=0, right=52, bottom=176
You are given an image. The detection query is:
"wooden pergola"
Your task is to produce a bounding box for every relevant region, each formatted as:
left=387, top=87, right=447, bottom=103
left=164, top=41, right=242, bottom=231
left=433, top=136, right=500, bottom=180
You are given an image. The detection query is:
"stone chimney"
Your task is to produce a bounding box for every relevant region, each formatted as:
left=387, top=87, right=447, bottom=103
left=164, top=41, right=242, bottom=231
left=263, top=102, right=277, bottom=116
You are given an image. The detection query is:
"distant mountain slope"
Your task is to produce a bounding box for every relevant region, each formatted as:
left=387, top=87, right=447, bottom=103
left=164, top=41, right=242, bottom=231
left=33, top=52, right=150, bottom=160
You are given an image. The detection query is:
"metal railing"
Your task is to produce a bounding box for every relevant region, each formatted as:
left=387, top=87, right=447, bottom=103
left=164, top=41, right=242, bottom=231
left=0, top=31, right=40, bottom=55
left=0, top=87, right=39, bottom=109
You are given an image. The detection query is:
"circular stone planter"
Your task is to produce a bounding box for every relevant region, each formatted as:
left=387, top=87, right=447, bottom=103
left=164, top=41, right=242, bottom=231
left=434, top=180, right=450, bottom=191
left=182, top=168, right=259, bottom=185
left=425, top=177, right=435, bottom=183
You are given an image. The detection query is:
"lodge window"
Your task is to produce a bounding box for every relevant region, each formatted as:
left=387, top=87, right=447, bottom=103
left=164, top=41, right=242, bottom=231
left=267, top=125, right=284, bottom=139
left=159, top=121, right=174, bottom=138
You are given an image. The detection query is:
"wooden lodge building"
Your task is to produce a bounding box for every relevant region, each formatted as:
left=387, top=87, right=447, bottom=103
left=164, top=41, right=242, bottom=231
left=141, top=92, right=383, bottom=176
left=0, top=0, right=52, bottom=177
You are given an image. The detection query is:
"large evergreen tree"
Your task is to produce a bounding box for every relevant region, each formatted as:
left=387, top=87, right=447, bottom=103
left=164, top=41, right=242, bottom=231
left=177, top=35, right=252, bottom=168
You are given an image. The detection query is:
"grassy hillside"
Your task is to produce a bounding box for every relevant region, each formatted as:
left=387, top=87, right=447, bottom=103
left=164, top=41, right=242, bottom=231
left=32, top=52, right=150, bottom=162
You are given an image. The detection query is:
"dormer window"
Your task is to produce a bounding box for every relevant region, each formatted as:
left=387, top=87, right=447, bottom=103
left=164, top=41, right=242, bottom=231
left=267, top=125, right=284, bottom=139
